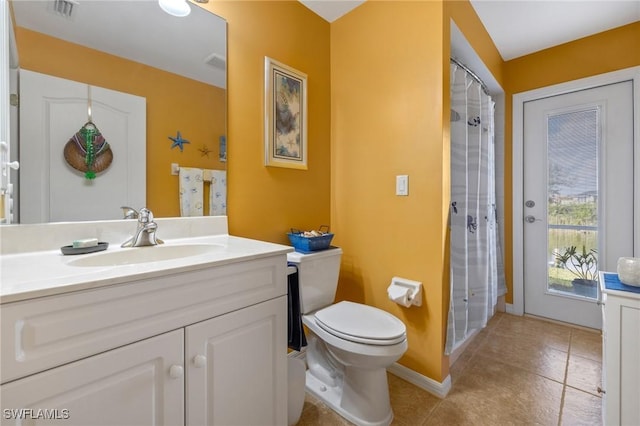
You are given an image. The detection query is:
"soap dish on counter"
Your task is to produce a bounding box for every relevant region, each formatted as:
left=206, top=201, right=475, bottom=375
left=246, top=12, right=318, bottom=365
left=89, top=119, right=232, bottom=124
left=60, top=242, right=109, bottom=256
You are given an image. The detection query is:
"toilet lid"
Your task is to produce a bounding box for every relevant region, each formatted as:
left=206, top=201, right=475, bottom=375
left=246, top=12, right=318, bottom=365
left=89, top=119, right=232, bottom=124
left=314, top=301, right=406, bottom=345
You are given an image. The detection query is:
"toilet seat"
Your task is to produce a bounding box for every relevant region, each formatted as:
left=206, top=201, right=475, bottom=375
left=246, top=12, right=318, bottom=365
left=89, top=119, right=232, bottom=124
left=314, top=301, right=406, bottom=345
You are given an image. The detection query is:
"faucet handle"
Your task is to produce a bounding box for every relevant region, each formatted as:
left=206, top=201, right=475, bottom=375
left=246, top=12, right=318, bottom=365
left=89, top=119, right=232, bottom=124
left=121, top=206, right=139, bottom=219
left=138, top=208, right=153, bottom=223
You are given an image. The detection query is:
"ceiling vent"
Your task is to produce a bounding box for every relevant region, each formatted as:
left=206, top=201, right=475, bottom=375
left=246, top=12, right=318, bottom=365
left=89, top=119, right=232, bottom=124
left=51, top=0, right=79, bottom=19
left=204, top=53, right=226, bottom=70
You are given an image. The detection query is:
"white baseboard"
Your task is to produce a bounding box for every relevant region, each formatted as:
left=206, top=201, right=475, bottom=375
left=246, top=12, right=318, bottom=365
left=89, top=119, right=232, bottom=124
left=387, top=362, right=451, bottom=399
left=505, top=303, right=516, bottom=314
left=287, top=350, right=451, bottom=399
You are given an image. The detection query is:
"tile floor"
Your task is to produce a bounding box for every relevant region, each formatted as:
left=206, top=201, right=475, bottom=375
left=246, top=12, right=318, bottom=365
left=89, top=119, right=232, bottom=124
left=297, top=312, right=602, bottom=426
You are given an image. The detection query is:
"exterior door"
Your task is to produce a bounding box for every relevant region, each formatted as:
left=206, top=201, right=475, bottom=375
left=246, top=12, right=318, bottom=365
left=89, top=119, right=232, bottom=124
left=523, top=81, right=634, bottom=329
left=19, top=69, right=146, bottom=223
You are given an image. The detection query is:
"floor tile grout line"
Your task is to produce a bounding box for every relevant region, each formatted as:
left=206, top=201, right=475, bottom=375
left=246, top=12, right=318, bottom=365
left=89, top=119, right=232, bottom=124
left=558, top=384, right=567, bottom=426
left=472, top=350, right=568, bottom=387
left=418, top=397, right=444, bottom=426
left=564, top=383, right=603, bottom=398
left=557, top=329, right=575, bottom=426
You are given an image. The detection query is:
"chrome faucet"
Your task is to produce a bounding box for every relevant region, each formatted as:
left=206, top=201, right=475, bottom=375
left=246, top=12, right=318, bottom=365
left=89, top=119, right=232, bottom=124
left=121, top=206, right=139, bottom=220
left=121, top=208, right=163, bottom=247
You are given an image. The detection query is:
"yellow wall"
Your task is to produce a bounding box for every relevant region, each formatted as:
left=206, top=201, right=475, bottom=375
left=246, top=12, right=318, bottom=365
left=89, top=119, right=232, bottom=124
left=505, top=22, right=640, bottom=94
left=329, top=0, right=506, bottom=382
left=205, top=1, right=331, bottom=243
left=444, top=0, right=504, bottom=85
left=332, top=0, right=440, bottom=381
left=15, top=27, right=226, bottom=218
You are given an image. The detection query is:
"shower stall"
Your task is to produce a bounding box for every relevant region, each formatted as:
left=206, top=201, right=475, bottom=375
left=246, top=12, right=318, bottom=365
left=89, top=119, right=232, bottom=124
left=445, top=59, right=506, bottom=355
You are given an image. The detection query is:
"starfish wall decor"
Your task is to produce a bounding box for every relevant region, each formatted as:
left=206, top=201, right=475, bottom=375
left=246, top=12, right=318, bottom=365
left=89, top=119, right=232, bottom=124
left=198, top=145, right=212, bottom=157
left=169, top=131, right=190, bottom=152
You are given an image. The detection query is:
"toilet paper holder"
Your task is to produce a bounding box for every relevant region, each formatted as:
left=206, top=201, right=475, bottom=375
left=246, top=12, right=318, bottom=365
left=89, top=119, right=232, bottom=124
left=387, top=277, right=422, bottom=307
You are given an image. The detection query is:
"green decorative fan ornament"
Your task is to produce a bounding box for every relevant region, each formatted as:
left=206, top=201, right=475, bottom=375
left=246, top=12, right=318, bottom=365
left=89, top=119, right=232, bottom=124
left=63, top=122, right=113, bottom=180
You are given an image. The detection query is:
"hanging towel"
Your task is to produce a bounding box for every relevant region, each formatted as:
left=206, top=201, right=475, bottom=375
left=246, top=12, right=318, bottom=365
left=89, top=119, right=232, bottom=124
left=179, top=167, right=204, bottom=217
left=208, top=169, right=227, bottom=216
left=287, top=264, right=307, bottom=351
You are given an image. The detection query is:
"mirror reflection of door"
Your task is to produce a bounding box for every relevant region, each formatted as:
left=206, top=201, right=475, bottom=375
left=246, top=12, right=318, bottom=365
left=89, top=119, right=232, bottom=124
left=20, top=70, right=146, bottom=223
left=8, top=0, right=227, bottom=223
left=523, top=81, right=634, bottom=329
left=0, top=0, right=16, bottom=223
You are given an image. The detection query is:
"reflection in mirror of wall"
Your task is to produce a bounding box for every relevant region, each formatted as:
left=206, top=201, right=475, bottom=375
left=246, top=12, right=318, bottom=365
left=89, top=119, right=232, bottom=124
left=6, top=0, right=227, bottom=224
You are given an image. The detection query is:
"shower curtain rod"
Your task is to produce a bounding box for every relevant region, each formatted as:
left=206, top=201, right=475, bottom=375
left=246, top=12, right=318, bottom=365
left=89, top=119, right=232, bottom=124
left=450, top=58, right=490, bottom=96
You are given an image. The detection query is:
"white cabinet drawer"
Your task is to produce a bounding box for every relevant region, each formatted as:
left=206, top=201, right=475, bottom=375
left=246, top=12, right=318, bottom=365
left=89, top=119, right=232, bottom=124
left=1, top=255, right=287, bottom=384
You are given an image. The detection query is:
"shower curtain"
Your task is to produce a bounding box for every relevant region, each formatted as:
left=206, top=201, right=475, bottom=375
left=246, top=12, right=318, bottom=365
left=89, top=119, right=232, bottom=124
left=445, top=61, right=506, bottom=355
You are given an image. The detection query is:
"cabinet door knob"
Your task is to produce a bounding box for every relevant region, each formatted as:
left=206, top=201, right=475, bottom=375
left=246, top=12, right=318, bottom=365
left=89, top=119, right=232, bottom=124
left=169, top=364, right=184, bottom=379
left=193, top=355, right=207, bottom=368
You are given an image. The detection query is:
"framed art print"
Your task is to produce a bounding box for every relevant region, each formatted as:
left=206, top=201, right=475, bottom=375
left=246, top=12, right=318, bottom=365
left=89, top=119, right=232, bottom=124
left=264, top=57, right=308, bottom=169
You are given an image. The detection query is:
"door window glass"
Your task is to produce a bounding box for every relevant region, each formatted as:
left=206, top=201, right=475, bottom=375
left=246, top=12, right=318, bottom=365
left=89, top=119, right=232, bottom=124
left=547, top=109, right=599, bottom=299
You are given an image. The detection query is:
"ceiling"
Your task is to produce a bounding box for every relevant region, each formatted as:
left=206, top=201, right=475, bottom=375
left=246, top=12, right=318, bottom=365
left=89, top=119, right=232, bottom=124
left=299, top=0, right=365, bottom=23
left=14, top=0, right=637, bottom=85
left=12, top=0, right=227, bottom=88
left=299, top=0, right=640, bottom=60
left=469, top=0, right=640, bottom=60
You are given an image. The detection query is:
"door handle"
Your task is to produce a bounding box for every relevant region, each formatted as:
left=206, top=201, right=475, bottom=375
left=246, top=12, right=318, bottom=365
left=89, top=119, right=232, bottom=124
left=524, top=215, right=541, bottom=223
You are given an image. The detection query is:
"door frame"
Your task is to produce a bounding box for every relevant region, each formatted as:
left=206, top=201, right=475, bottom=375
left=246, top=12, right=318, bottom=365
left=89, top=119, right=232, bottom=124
left=511, top=67, right=640, bottom=317
left=0, top=0, right=11, bottom=223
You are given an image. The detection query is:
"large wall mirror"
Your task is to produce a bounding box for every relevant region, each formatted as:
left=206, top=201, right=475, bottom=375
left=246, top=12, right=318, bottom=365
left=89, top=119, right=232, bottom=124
left=7, top=0, right=226, bottom=224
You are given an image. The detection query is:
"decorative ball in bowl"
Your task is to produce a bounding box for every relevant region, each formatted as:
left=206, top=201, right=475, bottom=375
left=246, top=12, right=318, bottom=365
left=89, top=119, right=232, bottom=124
left=617, top=257, right=640, bottom=287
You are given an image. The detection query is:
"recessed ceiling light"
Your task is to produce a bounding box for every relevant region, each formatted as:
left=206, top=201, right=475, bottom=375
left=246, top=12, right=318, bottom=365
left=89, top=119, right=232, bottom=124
left=158, top=0, right=191, bottom=17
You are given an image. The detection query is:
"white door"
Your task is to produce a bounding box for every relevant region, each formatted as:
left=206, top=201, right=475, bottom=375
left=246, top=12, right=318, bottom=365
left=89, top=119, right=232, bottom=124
left=523, top=81, right=634, bottom=329
left=19, top=69, right=146, bottom=223
left=185, top=297, right=287, bottom=426
left=0, top=330, right=184, bottom=426
left=0, top=0, right=16, bottom=223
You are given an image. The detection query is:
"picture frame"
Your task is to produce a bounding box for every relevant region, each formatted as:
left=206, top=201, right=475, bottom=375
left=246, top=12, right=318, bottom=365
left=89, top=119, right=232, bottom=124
left=264, top=57, right=308, bottom=169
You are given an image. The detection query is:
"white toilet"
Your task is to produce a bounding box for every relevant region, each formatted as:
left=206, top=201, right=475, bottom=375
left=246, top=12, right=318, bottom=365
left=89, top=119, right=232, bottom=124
left=287, top=247, right=408, bottom=426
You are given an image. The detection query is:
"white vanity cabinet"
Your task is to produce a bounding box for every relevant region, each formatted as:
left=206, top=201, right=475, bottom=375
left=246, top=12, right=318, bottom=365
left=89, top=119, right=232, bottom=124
left=0, top=330, right=186, bottom=425
left=186, top=297, right=286, bottom=426
left=600, top=272, right=640, bottom=426
left=0, top=254, right=288, bottom=426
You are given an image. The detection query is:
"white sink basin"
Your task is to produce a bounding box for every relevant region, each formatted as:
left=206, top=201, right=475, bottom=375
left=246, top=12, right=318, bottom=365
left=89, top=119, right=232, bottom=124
left=68, top=244, right=225, bottom=267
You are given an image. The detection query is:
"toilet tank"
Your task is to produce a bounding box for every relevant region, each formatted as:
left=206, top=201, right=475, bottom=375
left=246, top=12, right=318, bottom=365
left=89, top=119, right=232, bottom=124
left=287, top=247, right=342, bottom=314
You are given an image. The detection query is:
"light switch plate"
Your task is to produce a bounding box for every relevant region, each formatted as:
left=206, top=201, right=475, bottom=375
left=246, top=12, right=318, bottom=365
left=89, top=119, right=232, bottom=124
left=396, top=175, right=408, bottom=196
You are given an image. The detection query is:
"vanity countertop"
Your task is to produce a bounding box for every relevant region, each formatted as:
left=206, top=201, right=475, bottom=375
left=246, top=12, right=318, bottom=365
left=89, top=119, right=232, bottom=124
left=1, top=216, right=293, bottom=304
left=1, top=234, right=292, bottom=304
